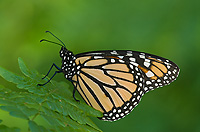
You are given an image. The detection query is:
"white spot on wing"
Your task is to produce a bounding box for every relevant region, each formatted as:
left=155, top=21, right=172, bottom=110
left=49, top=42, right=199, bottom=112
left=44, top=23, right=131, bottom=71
left=146, top=81, right=152, bottom=85
left=168, top=71, right=172, bottom=75
left=145, top=59, right=150, bottom=62
left=116, top=114, right=119, bottom=118
left=120, top=113, right=124, bottom=116
left=94, top=56, right=103, bottom=59
left=129, top=57, right=136, bottom=62
left=111, top=59, right=115, bottom=63
left=111, top=51, right=118, bottom=55
left=130, top=62, right=138, bottom=66
left=144, top=87, right=148, bottom=91
left=119, top=59, right=125, bottom=63
left=77, top=65, right=81, bottom=69
left=129, top=64, right=134, bottom=69
left=126, top=53, right=132, bottom=56
left=144, top=62, right=150, bottom=67
left=146, top=71, right=154, bottom=77
left=139, top=55, right=145, bottom=59
left=157, top=79, right=161, bottom=82
left=118, top=56, right=124, bottom=59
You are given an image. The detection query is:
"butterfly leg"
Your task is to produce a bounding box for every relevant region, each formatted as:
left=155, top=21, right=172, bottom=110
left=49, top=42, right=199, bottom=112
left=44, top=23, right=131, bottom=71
left=73, top=84, right=80, bottom=102
left=42, top=63, right=61, bottom=79
left=38, top=70, right=62, bottom=86
left=69, top=79, right=80, bottom=102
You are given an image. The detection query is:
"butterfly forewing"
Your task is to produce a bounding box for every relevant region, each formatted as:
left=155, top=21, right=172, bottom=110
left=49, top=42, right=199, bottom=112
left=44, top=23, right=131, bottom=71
left=136, top=53, right=180, bottom=93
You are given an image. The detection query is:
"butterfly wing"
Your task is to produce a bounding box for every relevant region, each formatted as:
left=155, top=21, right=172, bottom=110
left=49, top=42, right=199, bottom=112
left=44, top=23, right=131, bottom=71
left=71, top=50, right=180, bottom=121
left=131, top=51, right=180, bottom=93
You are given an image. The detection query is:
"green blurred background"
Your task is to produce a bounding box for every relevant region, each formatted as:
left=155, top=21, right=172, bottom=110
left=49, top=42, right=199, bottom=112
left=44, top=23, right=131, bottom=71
left=0, top=0, right=200, bottom=132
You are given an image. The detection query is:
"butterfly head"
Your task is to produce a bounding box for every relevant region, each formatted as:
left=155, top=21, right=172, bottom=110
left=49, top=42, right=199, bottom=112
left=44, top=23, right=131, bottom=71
left=60, top=46, right=77, bottom=79
left=60, top=46, right=70, bottom=57
left=40, top=31, right=77, bottom=79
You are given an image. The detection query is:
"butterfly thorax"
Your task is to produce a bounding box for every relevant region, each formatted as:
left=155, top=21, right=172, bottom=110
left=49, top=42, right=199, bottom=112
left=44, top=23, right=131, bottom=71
left=60, top=47, right=77, bottom=79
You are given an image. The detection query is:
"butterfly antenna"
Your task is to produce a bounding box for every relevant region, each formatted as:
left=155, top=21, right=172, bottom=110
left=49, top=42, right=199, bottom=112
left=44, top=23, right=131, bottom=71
left=45, top=31, right=66, bottom=47
left=40, top=39, right=64, bottom=47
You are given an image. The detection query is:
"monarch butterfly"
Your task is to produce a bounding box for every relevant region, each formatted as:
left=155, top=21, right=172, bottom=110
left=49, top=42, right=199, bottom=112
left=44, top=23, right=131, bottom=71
left=38, top=31, right=180, bottom=121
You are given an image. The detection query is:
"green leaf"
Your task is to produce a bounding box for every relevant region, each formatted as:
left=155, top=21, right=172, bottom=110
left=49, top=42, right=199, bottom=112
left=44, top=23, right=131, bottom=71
left=18, top=57, right=32, bottom=78
left=41, top=107, right=101, bottom=132
left=28, top=86, right=47, bottom=96
left=17, top=105, right=38, bottom=117
left=45, top=92, right=103, bottom=131
left=0, top=106, right=18, bottom=112
left=0, top=67, right=24, bottom=84
left=12, top=96, right=36, bottom=105
left=29, top=94, right=46, bottom=104
left=28, top=120, right=52, bottom=132
left=51, top=81, right=71, bottom=97
left=63, top=104, right=85, bottom=124
left=62, top=116, right=100, bottom=132
left=9, top=110, right=29, bottom=120
left=55, top=126, right=75, bottom=132
left=77, top=102, right=103, bottom=117
left=0, top=106, right=29, bottom=120
left=40, top=114, right=61, bottom=126
left=51, top=89, right=102, bottom=118
left=0, top=57, right=102, bottom=132
left=84, top=118, right=102, bottom=132
left=18, top=57, right=39, bottom=79
left=46, top=101, right=57, bottom=111
left=0, top=125, right=20, bottom=132
left=0, top=120, right=2, bottom=123
left=0, top=99, right=15, bottom=106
